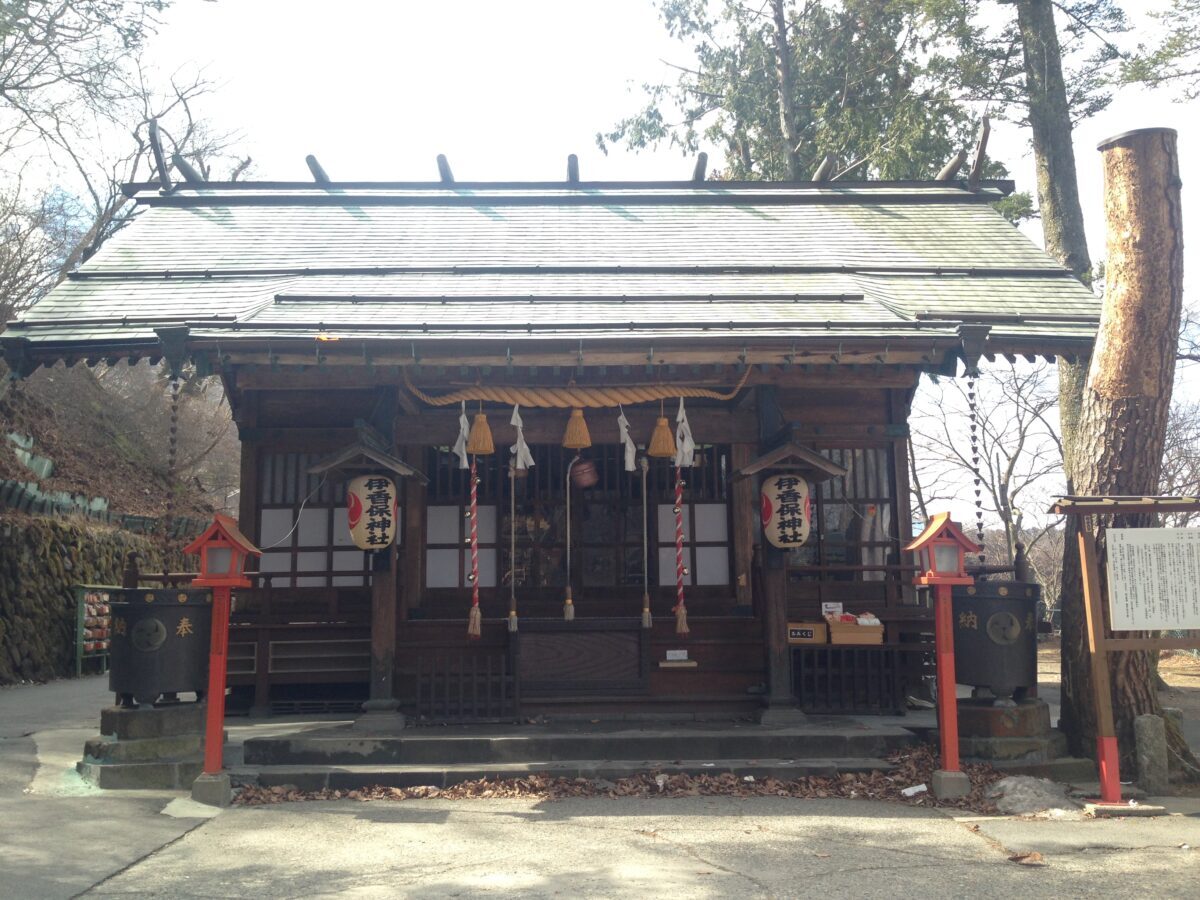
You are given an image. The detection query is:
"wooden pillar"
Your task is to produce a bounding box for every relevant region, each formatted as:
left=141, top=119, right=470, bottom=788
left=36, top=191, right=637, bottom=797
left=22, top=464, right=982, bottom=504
left=400, top=445, right=427, bottom=621
left=364, top=542, right=400, bottom=713
left=730, top=444, right=756, bottom=612
left=755, top=385, right=804, bottom=722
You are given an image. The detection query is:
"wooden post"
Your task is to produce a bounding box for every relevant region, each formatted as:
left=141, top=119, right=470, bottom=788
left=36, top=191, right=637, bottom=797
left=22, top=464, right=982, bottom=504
left=203, top=586, right=231, bottom=774
left=730, top=444, right=756, bottom=611
left=1078, top=522, right=1122, bottom=803
left=933, top=583, right=960, bottom=772
left=365, top=543, right=399, bottom=712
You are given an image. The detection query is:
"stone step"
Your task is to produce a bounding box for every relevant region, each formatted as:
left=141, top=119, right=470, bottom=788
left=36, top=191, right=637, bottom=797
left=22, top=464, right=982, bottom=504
left=84, top=733, right=204, bottom=763
left=233, top=757, right=897, bottom=792
left=242, top=726, right=918, bottom=767
left=76, top=759, right=203, bottom=790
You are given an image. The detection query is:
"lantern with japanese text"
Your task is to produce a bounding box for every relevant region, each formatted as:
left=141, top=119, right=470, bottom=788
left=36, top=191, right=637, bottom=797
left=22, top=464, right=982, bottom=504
left=760, top=474, right=811, bottom=548
left=346, top=474, right=399, bottom=550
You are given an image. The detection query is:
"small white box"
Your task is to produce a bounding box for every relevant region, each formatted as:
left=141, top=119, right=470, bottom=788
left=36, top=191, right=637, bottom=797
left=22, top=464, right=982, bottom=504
left=666, top=649, right=689, bottom=662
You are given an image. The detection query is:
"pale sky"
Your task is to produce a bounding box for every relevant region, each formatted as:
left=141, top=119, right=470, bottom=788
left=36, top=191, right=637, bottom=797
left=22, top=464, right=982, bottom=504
left=144, top=0, right=1198, bottom=285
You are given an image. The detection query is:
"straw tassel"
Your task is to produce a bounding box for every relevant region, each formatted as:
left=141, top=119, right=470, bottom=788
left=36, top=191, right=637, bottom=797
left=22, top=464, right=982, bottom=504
left=466, top=411, right=494, bottom=455
left=672, top=602, right=691, bottom=638
left=647, top=415, right=676, bottom=459
left=562, top=407, right=592, bottom=449
left=641, top=591, right=652, bottom=629
left=563, top=585, right=575, bottom=621
left=467, top=604, right=482, bottom=638
left=507, top=610, right=518, bottom=632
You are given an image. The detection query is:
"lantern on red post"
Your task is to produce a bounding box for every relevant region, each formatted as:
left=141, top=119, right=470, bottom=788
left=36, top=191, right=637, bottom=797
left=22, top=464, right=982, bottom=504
left=184, top=514, right=260, bottom=803
left=904, top=513, right=980, bottom=800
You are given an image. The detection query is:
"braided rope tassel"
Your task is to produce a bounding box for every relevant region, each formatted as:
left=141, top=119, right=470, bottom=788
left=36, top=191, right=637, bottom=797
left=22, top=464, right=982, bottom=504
left=467, top=458, right=482, bottom=638
left=673, top=466, right=689, bottom=635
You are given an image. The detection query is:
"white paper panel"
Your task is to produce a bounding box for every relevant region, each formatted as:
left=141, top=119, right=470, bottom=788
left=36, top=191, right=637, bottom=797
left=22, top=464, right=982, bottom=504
left=331, top=575, right=366, bottom=587
left=332, top=550, right=365, bottom=573
left=296, top=551, right=327, bottom=575
left=426, top=548, right=460, bottom=587
left=657, top=504, right=691, bottom=544
left=332, top=507, right=355, bottom=547
left=297, top=508, right=329, bottom=547
left=427, top=505, right=461, bottom=544
left=475, top=506, right=497, bottom=544
left=658, top=547, right=692, bottom=586
left=258, top=551, right=292, bottom=573
left=259, top=509, right=293, bottom=548
left=694, top=504, right=728, bottom=543
left=695, top=546, right=730, bottom=585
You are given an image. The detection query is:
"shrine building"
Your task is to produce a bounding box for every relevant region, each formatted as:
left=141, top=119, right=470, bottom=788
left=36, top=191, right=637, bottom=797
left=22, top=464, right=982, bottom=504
left=1, top=165, right=1099, bottom=720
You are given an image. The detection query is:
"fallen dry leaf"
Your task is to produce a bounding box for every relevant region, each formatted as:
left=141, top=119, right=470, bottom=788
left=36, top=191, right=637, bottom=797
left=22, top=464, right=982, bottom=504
left=231, top=746, right=1004, bottom=815
left=1008, top=852, right=1047, bottom=867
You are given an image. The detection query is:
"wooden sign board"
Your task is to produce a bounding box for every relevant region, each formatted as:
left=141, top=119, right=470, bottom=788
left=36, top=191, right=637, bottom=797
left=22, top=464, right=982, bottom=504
left=1106, top=528, right=1200, bottom=630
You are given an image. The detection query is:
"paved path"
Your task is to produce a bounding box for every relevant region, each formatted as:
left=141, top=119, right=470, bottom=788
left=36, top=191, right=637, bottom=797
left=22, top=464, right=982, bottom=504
left=77, top=796, right=1200, bottom=898
left=2, top=676, right=1199, bottom=898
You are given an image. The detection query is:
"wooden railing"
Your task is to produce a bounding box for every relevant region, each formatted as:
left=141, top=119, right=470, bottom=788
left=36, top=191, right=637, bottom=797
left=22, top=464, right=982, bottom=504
left=411, top=652, right=519, bottom=723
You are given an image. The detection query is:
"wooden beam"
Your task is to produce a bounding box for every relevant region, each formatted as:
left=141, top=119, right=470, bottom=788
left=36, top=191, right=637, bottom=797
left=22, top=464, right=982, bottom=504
left=967, top=116, right=991, bottom=191
left=730, top=444, right=755, bottom=609
left=213, top=345, right=952, bottom=373
left=1104, top=636, right=1200, bottom=651
left=811, top=154, right=836, bottom=182
left=234, top=364, right=923, bottom=392
left=305, top=154, right=331, bottom=184
left=936, top=150, right=967, bottom=182
left=147, top=119, right=172, bottom=191
left=395, top=385, right=420, bottom=416
left=172, top=153, right=205, bottom=184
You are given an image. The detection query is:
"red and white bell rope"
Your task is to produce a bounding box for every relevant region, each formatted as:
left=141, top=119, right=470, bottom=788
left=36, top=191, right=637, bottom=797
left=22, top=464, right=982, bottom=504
left=466, top=458, right=482, bottom=638
left=673, top=466, right=689, bottom=634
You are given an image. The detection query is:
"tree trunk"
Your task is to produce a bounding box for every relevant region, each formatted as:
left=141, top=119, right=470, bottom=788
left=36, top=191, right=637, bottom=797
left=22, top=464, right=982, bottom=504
left=769, top=0, right=803, bottom=180
left=1011, top=0, right=1096, bottom=755
left=1074, top=127, right=1195, bottom=777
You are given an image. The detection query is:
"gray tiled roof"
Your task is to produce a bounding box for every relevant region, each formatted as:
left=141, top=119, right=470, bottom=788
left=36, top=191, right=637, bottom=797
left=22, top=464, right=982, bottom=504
left=4, top=181, right=1099, bottom=359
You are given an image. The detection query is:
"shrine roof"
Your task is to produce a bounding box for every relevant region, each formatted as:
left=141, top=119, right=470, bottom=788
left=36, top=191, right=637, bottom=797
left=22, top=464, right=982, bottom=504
left=3, top=180, right=1100, bottom=370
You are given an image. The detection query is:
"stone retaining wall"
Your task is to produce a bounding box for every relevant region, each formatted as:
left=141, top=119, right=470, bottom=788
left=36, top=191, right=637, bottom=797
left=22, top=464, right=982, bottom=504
left=0, top=514, right=187, bottom=684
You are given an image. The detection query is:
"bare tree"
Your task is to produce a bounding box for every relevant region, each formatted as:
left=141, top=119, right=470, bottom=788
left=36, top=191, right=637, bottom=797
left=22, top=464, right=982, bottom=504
left=910, top=361, right=1066, bottom=567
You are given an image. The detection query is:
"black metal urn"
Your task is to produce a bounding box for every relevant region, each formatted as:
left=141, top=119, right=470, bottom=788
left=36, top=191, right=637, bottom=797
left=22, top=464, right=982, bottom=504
left=108, top=588, right=212, bottom=707
left=951, top=580, right=1040, bottom=704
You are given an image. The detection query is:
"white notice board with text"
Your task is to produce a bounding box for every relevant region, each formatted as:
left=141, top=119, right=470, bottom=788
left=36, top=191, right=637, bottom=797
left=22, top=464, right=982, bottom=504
left=1106, top=528, right=1200, bottom=630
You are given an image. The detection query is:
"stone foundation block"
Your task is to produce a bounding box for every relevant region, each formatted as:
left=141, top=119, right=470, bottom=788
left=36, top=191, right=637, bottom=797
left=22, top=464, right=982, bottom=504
left=100, top=703, right=205, bottom=740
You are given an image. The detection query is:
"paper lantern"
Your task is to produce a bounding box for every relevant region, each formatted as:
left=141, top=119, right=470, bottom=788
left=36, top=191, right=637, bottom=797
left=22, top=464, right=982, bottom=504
left=562, top=408, right=592, bottom=449
left=760, top=474, right=811, bottom=548
left=346, top=474, right=398, bottom=550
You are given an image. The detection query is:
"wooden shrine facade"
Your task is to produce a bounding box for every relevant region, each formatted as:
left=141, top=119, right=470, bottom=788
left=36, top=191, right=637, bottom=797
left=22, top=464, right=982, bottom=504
left=1, top=176, right=1101, bottom=717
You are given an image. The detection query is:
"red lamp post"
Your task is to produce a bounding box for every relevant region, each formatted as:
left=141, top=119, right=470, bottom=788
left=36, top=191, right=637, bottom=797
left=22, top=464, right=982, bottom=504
left=904, top=513, right=980, bottom=796
left=184, top=514, right=260, bottom=777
